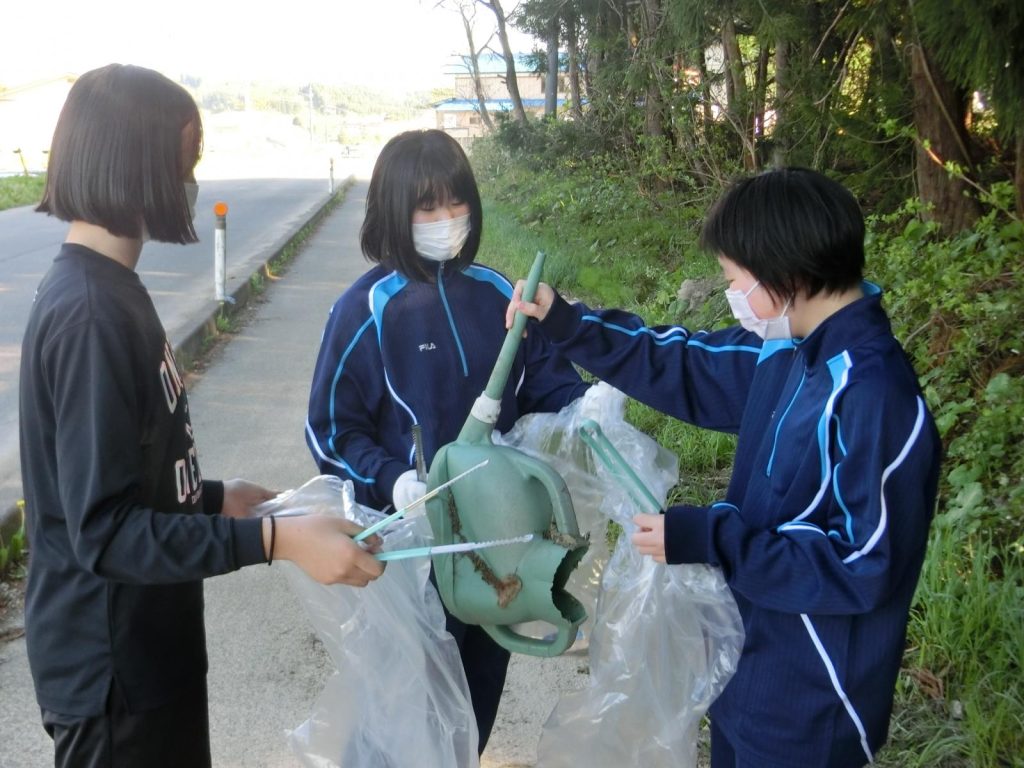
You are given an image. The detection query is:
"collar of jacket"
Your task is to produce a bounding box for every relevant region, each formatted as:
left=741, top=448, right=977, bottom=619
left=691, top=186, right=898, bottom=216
left=793, top=282, right=890, bottom=368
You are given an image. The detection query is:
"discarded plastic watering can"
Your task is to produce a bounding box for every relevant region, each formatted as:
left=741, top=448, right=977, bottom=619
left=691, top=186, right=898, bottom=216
left=426, top=252, right=590, bottom=657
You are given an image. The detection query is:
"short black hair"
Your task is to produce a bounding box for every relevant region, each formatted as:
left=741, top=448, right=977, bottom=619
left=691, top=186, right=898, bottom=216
left=360, top=129, right=482, bottom=283
left=700, top=167, right=865, bottom=301
left=37, top=63, right=203, bottom=244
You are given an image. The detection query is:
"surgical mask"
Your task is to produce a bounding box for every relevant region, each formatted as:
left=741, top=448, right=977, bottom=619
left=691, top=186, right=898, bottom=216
left=412, top=214, right=471, bottom=262
left=724, top=281, right=792, bottom=340
left=141, top=182, right=199, bottom=243
left=184, top=182, right=199, bottom=223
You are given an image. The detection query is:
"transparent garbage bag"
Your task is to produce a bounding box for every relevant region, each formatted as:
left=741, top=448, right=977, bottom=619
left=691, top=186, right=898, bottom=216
left=499, top=383, right=745, bottom=767
left=254, top=475, right=479, bottom=768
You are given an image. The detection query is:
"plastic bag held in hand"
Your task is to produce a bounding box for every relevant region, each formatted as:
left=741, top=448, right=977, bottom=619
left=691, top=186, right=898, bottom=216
left=497, top=383, right=744, bottom=768
left=392, top=469, right=427, bottom=514
left=256, top=475, right=479, bottom=768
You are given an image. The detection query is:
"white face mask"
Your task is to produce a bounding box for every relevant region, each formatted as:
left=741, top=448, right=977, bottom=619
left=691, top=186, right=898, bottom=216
left=184, top=182, right=199, bottom=223
left=141, top=182, right=199, bottom=244
left=412, top=213, right=471, bottom=262
left=724, top=281, right=792, bottom=340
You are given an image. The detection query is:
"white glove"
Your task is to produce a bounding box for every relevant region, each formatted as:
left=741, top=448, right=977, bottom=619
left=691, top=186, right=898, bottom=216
left=392, top=470, right=427, bottom=514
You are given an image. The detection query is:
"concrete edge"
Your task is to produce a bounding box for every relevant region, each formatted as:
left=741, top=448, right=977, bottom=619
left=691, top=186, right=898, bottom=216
left=0, top=175, right=357, bottom=546
left=173, top=175, right=355, bottom=372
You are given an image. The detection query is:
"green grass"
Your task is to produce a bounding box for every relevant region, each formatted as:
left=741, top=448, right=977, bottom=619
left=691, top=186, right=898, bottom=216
left=0, top=174, right=45, bottom=211
left=0, top=501, right=27, bottom=577
left=877, top=531, right=1024, bottom=767
left=477, top=149, right=734, bottom=511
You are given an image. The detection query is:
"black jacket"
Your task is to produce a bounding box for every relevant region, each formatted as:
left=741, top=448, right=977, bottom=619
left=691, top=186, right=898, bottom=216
left=19, top=244, right=264, bottom=716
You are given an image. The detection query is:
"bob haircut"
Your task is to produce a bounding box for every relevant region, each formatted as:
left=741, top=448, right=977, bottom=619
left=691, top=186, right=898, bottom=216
left=700, top=167, right=865, bottom=302
left=360, top=129, right=483, bottom=283
left=37, top=63, right=203, bottom=244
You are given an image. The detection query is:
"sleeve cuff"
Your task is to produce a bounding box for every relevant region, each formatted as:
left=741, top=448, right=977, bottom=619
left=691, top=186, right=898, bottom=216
left=201, top=480, right=224, bottom=516
left=539, top=292, right=581, bottom=343
left=231, top=517, right=266, bottom=568
left=664, top=504, right=714, bottom=565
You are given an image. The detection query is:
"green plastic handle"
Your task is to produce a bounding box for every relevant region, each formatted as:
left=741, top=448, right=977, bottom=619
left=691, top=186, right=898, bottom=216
left=579, top=419, right=664, bottom=515
left=483, top=251, right=546, bottom=401
left=486, top=621, right=576, bottom=658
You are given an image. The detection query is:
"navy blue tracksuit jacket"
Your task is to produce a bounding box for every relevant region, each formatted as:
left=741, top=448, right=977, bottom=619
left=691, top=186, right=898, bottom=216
left=539, top=284, right=941, bottom=767
left=306, top=261, right=589, bottom=511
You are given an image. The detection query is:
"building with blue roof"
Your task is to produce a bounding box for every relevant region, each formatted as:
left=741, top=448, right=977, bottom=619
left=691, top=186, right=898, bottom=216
left=435, top=52, right=567, bottom=141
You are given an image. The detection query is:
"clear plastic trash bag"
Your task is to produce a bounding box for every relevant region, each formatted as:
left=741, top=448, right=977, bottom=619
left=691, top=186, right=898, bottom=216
left=253, top=475, right=479, bottom=768
left=498, top=383, right=745, bottom=767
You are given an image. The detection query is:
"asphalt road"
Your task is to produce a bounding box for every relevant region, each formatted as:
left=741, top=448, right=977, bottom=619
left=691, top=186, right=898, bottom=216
left=0, top=177, right=336, bottom=510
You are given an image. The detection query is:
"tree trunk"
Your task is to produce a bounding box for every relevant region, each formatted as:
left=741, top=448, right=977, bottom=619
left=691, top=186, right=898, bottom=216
left=460, top=7, right=495, bottom=132
left=545, top=14, right=559, bottom=118
left=697, top=46, right=713, bottom=126
left=910, top=43, right=981, bottom=234
left=721, top=16, right=747, bottom=116
left=1016, top=128, right=1024, bottom=219
left=481, top=0, right=528, bottom=122
left=722, top=14, right=754, bottom=169
left=584, top=3, right=604, bottom=100
left=566, top=12, right=583, bottom=120
left=752, top=42, right=769, bottom=170
left=641, top=0, right=665, bottom=142
left=771, top=38, right=789, bottom=167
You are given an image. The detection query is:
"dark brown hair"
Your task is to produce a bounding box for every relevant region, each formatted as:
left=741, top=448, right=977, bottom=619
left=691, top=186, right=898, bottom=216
left=700, top=167, right=865, bottom=302
left=360, top=129, right=483, bottom=283
left=37, top=63, right=203, bottom=243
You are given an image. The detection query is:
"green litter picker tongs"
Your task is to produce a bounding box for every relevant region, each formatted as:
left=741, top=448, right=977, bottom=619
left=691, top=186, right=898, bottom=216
left=578, top=419, right=665, bottom=517
left=425, top=251, right=590, bottom=657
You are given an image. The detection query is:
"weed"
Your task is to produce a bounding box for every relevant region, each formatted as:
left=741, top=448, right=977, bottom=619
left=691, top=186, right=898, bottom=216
left=214, top=307, right=237, bottom=334
left=249, top=272, right=265, bottom=294
left=0, top=501, right=27, bottom=576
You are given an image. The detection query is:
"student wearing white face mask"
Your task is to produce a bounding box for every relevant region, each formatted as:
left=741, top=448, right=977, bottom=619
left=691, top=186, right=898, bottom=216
left=506, top=167, right=941, bottom=768
left=306, top=129, right=589, bottom=752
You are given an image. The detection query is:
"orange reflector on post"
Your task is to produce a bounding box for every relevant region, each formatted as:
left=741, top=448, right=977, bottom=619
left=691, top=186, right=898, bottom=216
left=213, top=201, right=228, bottom=217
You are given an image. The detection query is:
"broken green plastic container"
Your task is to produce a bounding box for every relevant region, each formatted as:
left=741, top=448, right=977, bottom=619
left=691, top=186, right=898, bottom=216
left=426, top=252, right=590, bottom=657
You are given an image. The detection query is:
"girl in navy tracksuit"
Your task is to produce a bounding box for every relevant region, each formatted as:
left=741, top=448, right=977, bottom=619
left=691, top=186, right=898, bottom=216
left=509, top=168, right=942, bottom=767
left=305, top=129, right=589, bottom=751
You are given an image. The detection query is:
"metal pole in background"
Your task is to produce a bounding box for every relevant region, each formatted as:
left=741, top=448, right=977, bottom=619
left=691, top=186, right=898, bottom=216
left=214, top=201, right=232, bottom=303
left=329, top=157, right=335, bottom=194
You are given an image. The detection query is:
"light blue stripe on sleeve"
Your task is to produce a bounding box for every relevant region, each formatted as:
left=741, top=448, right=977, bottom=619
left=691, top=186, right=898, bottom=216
left=464, top=264, right=513, bottom=297
left=581, top=315, right=761, bottom=354
left=369, top=272, right=408, bottom=344
left=323, top=315, right=376, bottom=484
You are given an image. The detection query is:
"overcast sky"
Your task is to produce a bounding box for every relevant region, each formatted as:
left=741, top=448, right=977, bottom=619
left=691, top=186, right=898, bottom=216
left=2, top=0, right=536, bottom=93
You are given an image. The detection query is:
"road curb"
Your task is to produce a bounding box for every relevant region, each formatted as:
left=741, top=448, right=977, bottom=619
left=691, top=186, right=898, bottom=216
left=173, top=177, right=354, bottom=372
